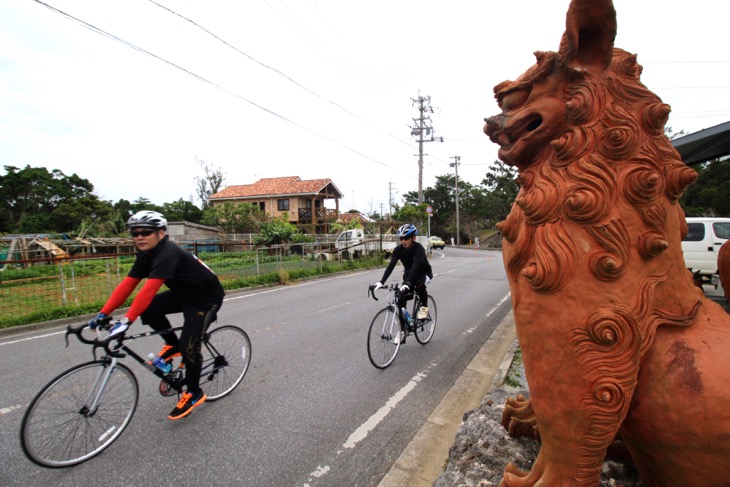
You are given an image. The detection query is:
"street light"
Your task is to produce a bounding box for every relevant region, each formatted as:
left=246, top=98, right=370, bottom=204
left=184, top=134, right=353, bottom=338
left=449, top=155, right=461, bottom=247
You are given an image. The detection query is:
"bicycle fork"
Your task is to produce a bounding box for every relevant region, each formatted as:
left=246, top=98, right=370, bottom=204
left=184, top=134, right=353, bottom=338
left=379, top=305, right=402, bottom=344
left=80, top=358, right=119, bottom=419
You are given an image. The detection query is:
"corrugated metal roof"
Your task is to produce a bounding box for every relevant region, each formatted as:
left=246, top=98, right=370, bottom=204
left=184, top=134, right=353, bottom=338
left=672, top=120, right=730, bottom=166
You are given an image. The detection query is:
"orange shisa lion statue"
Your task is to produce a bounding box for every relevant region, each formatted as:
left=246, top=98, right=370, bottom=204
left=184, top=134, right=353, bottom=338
left=484, top=0, right=730, bottom=485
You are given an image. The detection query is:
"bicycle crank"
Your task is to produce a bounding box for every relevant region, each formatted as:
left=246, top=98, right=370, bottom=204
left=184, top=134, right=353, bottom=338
left=158, top=369, right=184, bottom=397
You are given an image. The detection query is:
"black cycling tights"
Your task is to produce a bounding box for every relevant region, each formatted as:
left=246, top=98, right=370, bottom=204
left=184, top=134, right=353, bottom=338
left=397, top=283, right=428, bottom=311
left=140, top=290, right=216, bottom=395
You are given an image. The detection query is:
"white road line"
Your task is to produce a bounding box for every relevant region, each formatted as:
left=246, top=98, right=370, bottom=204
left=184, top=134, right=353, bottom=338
left=342, top=367, right=431, bottom=449
left=0, top=330, right=65, bottom=347
left=0, top=404, right=23, bottom=415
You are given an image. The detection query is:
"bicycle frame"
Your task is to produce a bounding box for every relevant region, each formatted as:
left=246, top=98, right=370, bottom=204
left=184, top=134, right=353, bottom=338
left=65, top=305, right=222, bottom=395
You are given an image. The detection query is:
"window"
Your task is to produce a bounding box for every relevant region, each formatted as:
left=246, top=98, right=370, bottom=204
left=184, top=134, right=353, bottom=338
left=683, top=223, right=705, bottom=242
left=713, top=222, right=730, bottom=239
left=258, top=202, right=265, bottom=211
left=277, top=199, right=289, bottom=211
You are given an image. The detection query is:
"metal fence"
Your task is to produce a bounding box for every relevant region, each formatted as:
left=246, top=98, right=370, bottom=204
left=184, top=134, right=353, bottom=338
left=0, top=240, right=383, bottom=327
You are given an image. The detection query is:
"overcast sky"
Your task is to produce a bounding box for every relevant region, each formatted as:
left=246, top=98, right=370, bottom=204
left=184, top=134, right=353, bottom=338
left=1, top=0, right=728, bottom=213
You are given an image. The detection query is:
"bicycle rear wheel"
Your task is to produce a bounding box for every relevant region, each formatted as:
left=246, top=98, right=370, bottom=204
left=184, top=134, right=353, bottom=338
left=415, top=295, right=437, bottom=344
left=20, top=360, right=138, bottom=468
left=367, top=307, right=402, bottom=369
left=200, top=325, right=252, bottom=401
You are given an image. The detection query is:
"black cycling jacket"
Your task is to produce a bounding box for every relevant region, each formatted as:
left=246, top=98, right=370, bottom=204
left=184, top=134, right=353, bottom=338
left=128, top=236, right=225, bottom=308
left=380, top=241, right=432, bottom=286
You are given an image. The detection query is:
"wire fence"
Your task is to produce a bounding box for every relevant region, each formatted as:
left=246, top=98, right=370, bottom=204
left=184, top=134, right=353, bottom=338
left=0, top=240, right=387, bottom=328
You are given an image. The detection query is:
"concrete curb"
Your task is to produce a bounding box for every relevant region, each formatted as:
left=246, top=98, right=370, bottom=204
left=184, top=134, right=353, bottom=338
left=377, top=310, right=517, bottom=487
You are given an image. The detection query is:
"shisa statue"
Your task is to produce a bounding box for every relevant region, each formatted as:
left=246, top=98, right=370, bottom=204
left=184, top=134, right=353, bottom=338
left=483, top=0, right=730, bottom=485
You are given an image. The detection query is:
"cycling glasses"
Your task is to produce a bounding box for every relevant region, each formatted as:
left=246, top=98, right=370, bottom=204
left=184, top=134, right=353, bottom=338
left=130, top=230, right=156, bottom=238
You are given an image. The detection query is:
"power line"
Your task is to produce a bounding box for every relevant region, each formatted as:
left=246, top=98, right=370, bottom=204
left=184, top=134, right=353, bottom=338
left=32, top=0, right=412, bottom=177
left=148, top=0, right=414, bottom=149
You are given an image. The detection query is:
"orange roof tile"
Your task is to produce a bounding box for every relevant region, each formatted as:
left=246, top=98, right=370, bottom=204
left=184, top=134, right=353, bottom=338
left=209, top=176, right=343, bottom=200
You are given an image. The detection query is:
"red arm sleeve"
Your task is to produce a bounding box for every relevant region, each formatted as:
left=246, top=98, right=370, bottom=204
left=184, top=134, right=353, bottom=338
left=125, top=278, right=166, bottom=322
left=100, top=277, right=141, bottom=315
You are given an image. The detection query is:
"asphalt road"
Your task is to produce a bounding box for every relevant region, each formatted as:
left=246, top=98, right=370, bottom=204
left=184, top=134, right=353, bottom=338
left=0, top=247, right=511, bottom=487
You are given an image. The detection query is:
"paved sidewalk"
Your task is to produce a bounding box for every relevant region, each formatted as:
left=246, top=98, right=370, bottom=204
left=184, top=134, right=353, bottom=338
left=378, top=311, right=518, bottom=487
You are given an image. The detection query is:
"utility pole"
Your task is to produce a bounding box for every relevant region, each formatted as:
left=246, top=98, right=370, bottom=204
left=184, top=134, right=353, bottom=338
left=450, top=155, right=461, bottom=247
left=388, top=181, right=397, bottom=218
left=410, top=94, right=443, bottom=204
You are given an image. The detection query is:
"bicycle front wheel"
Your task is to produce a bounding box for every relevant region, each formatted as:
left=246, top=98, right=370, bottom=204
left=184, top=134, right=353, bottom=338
left=200, top=325, right=252, bottom=401
left=20, top=360, right=138, bottom=468
left=367, top=307, right=402, bottom=369
left=415, top=295, right=437, bottom=344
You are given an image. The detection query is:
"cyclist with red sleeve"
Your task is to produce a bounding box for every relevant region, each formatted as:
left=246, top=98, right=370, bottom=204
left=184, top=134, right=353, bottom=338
left=88, top=210, right=225, bottom=420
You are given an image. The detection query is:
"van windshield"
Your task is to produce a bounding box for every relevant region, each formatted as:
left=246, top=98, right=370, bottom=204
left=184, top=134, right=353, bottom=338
left=713, top=222, right=730, bottom=239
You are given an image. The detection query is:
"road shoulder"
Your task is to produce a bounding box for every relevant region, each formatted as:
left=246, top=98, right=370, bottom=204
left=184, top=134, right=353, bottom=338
left=378, top=310, right=517, bottom=487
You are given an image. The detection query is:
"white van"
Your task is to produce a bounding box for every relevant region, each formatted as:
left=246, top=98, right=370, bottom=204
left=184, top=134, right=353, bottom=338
left=681, top=217, right=730, bottom=278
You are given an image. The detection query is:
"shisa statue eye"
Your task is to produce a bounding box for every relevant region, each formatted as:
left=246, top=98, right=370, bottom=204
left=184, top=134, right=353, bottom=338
left=501, top=88, right=531, bottom=111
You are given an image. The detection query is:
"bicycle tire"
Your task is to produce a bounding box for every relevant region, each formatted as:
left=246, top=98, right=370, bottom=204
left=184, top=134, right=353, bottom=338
left=415, top=295, right=437, bottom=344
left=20, top=360, right=138, bottom=468
left=367, top=307, right=402, bottom=369
left=200, top=325, right=252, bottom=401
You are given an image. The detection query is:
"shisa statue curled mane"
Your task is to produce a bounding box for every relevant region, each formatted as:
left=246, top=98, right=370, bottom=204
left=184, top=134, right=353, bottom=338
left=483, top=0, right=730, bottom=485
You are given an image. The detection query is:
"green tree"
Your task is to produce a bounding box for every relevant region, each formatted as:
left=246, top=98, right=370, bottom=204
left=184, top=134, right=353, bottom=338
left=194, top=157, right=225, bottom=209
left=130, top=197, right=163, bottom=214
left=682, top=159, right=730, bottom=217
left=481, top=161, right=519, bottom=226
left=391, top=203, right=429, bottom=230
left=49, top=197, right=115, bottom=235
left=257, top=213, right=299, bottom=244
left=162, top=199, right=204, bottom=223
left=0, top=165, right=111, bottom=233
left=201, top=202, right=265, bottom=233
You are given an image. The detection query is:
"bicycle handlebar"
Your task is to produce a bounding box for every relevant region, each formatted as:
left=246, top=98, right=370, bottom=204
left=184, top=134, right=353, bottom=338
left=368, top=283, right=403, bottom=302
left=65, top=316, right=126, bottom=358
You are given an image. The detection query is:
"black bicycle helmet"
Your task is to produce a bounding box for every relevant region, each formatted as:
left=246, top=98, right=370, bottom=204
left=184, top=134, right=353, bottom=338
left=126, top=210, right=167, bottom=230
left=397, top=223, right=418, bottom=239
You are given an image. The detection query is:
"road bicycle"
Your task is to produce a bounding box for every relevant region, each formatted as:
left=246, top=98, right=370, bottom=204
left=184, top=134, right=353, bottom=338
left=19, top=307, right=251, bottom=468
left=366, top=283, right=437, bottom=369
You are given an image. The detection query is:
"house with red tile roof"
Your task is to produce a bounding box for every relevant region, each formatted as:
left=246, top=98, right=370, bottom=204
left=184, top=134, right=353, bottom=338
left=208, top=176, right=343, bottom=233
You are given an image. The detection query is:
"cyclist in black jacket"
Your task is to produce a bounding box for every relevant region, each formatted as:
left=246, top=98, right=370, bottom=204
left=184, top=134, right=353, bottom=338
left=372, top=223, right=433, bottom=324
left=89, top=210, right=225, bottom=420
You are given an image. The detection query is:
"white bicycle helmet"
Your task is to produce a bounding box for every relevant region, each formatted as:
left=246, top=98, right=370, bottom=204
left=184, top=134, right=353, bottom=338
left=397, top=223, right=418, bottom=239
left=126, top=210, right=167, bottom=230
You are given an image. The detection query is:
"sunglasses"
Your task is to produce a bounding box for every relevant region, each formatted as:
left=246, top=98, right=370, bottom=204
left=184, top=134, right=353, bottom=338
left=399, top=236, right=411, bottom=241
left=130, top=230, right=155, bottom=238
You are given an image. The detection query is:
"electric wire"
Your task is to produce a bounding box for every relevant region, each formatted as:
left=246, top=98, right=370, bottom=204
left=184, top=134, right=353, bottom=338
left=147, top=0, right=415, bottom=149
left=32, top=0, right=415, bottom=179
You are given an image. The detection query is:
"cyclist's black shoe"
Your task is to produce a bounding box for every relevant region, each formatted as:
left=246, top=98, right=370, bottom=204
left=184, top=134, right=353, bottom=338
left=168, top=390, right=206, bottom=420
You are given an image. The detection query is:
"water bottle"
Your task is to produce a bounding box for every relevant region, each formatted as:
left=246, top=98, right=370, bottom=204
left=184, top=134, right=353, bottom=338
left=147, top=353, right=172, bottom=374
left=402, top=308, right=412, bottom=323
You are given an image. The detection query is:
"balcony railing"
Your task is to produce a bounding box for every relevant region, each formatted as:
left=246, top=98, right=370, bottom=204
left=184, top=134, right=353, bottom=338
left=297, top=208, right=338, bottom=222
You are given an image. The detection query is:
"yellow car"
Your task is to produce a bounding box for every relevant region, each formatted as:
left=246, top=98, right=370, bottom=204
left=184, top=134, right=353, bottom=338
left=429, top=236, right=445, bottom=249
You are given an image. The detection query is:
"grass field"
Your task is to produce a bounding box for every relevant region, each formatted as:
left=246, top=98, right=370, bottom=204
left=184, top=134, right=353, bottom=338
left=0, top=250, right=384, bottom=328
